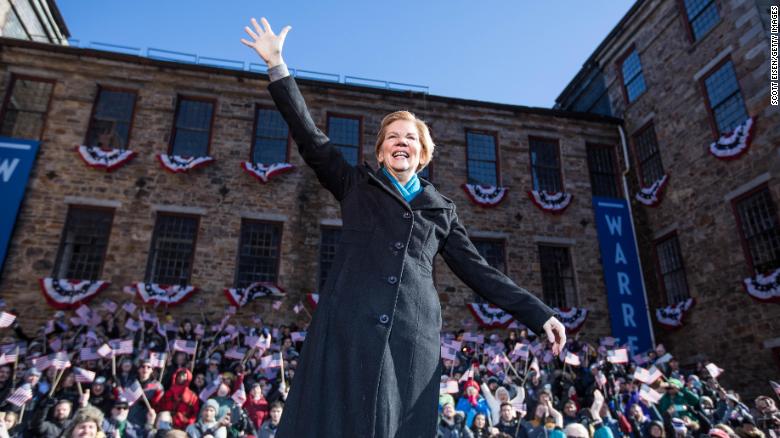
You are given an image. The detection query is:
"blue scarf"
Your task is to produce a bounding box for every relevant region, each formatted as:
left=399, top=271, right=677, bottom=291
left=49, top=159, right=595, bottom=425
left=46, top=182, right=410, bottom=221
left=381, top=166, right=421, bottom=202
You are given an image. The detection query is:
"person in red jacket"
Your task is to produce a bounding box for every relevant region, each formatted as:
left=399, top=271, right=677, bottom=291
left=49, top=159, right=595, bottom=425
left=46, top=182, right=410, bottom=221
left=156, top=368, right=200, bottom=430
left=244, top=382, right=270, bottom=430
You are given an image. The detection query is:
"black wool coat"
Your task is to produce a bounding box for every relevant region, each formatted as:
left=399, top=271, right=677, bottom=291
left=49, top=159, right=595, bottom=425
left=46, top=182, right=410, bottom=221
left=267, top=75, right=556, bottom=438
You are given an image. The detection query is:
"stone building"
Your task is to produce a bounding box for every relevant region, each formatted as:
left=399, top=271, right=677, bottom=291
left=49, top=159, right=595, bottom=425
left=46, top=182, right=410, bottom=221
left=556, top=0, right=780, bottom=395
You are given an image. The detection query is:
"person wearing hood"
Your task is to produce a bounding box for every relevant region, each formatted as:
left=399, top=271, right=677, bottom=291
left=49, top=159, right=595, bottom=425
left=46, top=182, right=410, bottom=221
left=456, top=379, right=491, bottom=428
left=483, top=381, right=525, bottom=425
left=244, top=382, right=270, bottom=431
left=87, top=376, right=113, bottom=416
left=58, top=405, right=104, bottom=438
left=155, top=368, right=199, bottom=430
left=186, top=399, right=228, bottom=438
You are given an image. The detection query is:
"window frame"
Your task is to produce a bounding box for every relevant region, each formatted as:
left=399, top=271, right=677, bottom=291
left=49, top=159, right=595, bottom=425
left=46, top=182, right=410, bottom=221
left=652, top=231, right=691, bottom=306
left=464, top=128, right=501, bottom=186
left=233, top=218, right=284, bottom=288
left=145, top=212, right=201, bottom=285
left=731, top=184, right=780, bottom=275
left=528, top=135, right=564, bottom=193
left=317, top=225, right=342, bottom=290
left=249, top=104, right=291, bottom=164
left=52, top=205, right=115, bottom=280
left=615, top=44, right=647, bottom=105
left=630, top=120, right=666, bottom=187
left=585, top=142, right=622, bottom=199
left=537, top=244, right=579, bottom=309
left=677, top=0, right=721, bottom=43
left=326, top=112, right=363, bottom=166
left=167, top=95, right=217, bottom=157
left=470, top=237, right=508, bottom=274
left=0, top=73, right=56, bottom=141
left=697, top=56, right=748, bottom=140
left=83, top=85, right=139, bottom=149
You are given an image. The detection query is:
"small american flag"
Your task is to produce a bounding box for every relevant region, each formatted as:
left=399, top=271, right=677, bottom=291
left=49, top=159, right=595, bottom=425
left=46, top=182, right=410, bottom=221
left=293, top=302, right=303, bottom=314
left=596, top=371, right=607, bottom=387
left=462, top=332, right=485, bottom=344
left=705, top=363, right=724, bottom=378
left=272, top=300, right=283, bottom=310
left=231, top=383, right=247, bottom=406
left=639, top=384, right=663, bottom=404
left=73, top=367, right=96, bottom=383
left=440, top=345, right=458, bottom=361
left=510, top=343, right=529, bottom=360
left=51, top=352, right=71, bottom=370
left=33, top=356, right=51, bottom=371
left=5, top=384, right=33, bottom=407
left=260, top=353, right=282, bottom=369
left=49, top=337, right=63, bottom=352
left=607, top=348, right=629, bottom=364
left=199, top=377, right=222, bottom=402
left=125, top=319, right=141, bottom=332
left=122, top=302, right=137, bottom=314
left=770, top=380, right=780, bottom=397
left=102, top=300, right=118, bottom=313
left=140, top=311, right=157, bottom=323
left=458, top=367, right=474, bottom=383
left=97, top=344, right=113, bottom=358
left=529, top=357, right=540, bottom=375
left=563, top=351, right=581, bottom=366
left=44, top=320, right=55, bottom=335
left=225, top=347, right=247, bottom=360
left=109, top=339, right=133, bottom=356
left=291, top=331, right=306, bottom=342
left=600, top=336, right=617, bottom=347
left=172, top=339, right=197, bottom=355
left=0, top=352, right=17, bottom=365
left=80, top=347, right=101, bottom=362
left=122, top=380, right=144, bottom=406
left=0, top=312, right=16, bottom=328
left=149, top=351, right=167, bottom=368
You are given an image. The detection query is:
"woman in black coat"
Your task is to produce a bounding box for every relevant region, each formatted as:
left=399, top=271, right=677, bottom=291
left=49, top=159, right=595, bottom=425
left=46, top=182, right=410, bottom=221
left=241, top=17, right=567, bottom=438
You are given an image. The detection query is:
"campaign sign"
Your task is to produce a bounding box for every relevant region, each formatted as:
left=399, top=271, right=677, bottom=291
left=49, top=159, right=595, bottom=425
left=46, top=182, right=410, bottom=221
left=0, top=137, right=40, bottom=272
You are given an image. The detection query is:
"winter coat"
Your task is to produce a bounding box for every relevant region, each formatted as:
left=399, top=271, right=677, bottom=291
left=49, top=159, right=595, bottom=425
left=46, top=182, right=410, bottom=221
left=267, top=74, right=556, bottom=438
left=155, top=368, right=199, bottom=430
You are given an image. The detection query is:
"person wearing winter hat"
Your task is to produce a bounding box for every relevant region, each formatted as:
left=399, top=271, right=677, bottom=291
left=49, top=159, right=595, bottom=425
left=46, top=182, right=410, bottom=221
left=455, top=379, right=491, bottom=428
left=244, top=381, right=270, bottom=431
left=186, top=398, right=229, bottom=438
left=659, top=378, right=700, bottom=421
left=102, top=396, right=155, bottom=438
left=59, top=404, right=104, bottom=438
left=482, top=380, right=525, bottom=425
left=437, top=401, right=474, bottom=438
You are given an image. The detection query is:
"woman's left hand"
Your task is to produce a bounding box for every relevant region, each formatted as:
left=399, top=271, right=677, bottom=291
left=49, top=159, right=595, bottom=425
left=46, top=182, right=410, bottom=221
left=542, top=317, right=567, bottom=355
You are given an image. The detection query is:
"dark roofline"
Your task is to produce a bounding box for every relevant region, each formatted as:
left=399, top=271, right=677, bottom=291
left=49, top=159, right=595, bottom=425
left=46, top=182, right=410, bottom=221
left=45, top=0, right=71, bottom=39
left=555, top=0, right=645, bottom=105
left=0, top=37, right=623, bottom=125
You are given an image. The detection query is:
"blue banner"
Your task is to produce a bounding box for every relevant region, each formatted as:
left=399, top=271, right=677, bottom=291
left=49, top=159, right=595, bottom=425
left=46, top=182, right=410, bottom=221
left=592, top=196, right=654, bottom=354
left=0, top=137, right=40, bottom=274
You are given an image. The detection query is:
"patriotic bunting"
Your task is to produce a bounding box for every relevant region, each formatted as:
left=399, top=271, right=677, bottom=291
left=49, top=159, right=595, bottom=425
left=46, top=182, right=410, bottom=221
left=655, top=297, right=695, bottom=329
left=528, top=190, right=573, bottom=214
left=461, top=184, right=508, bottom=208
left=76, top=145, right=136, bottom=171
left=39, top=278, right=110, bottom=310
left=133, top=282, right=197, bottom=307
left=743, top=267, right=780, bottom=303
left=241, top=161, right=295, bottom=183
left=635, top=174, right=669, bottom=207
left=709, top=116, right=755, bottom=160
left=553, top=307, right=588, bottom=333
left=224, top=282, right=286, bottom=307
left=157, top=154, right=214, bottom=173
left=466, top=302, right=514, bottom=329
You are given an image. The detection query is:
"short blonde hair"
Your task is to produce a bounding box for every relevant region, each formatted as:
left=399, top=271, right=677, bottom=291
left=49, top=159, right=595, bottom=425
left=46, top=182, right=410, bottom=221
left=374, top=111, right=435, bottom=173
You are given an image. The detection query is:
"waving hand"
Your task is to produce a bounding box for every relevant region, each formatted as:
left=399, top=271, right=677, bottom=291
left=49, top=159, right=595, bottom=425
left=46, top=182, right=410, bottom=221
left=240, top=17, right=291, bottom=68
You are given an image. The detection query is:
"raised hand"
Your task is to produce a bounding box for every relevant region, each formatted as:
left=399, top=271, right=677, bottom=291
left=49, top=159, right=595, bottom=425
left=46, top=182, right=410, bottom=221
left=543, top=316, right=567, bottom=356
left=240, top=17, right=291, bottom=68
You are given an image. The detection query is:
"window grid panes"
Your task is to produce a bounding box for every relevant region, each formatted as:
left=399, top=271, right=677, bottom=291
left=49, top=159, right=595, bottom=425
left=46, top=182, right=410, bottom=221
left=0, top=77, right=54, bottom=140
left=538, top=245, right=577, bottom=309
left=328, top=116, right=360, bottom=165
left=735, top=188, right=780, bottom=274
left=471, top=239, right=506, bottom=303
left=253, top=108, right=289, bottom=164
left=655, top=234, right=690, bottom=305
left=171, top=98, right=213, bottom=157
left=621, top=50, right=647, bottom=103
left=529, top=138, right=562, bottom=193
left=146, top=214, right=199, bottom=285
left=85, top=89, right=136, bottom=149
left=319, top=228, right=342, bottom=290
left=54, top=207, right=113, bottom=280
left=235, top=221, right=282, bottom=288
left=684, top=0, right=720, bottom=40
left=704, top=61, right=748, bottom=133
left=466, top=131, right=498, bottom=186
left=586, top=144, right=619, bottom=198
left=633, top=124, right=665, bottom=186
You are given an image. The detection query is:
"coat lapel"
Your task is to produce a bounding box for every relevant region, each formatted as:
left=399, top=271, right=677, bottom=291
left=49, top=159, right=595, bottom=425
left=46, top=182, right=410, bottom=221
left=366, top=164, right=412, bottom=211
left=365, top=164, right=451, bottom=211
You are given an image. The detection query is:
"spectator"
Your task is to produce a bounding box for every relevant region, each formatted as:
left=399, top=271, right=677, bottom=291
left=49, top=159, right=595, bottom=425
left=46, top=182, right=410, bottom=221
left=130, top=359, right=163, bottom=427
left=456, top=379, right=491, bottom=428
left=244, top=382, right=269, bottom=431
left=659, top=379, right=700, bottom=422
left=185, top=399, right=228, bottom=438
left=437, top=402, right=474, bottom=438
left=258, top=401, right=283, bottom=438
left=470, top=412, right=494, bottom=438
left=156, top=368, right=199, bottom=430
left=58, top=405, right=104, bottom=438
left=101, top=396, right=155, bottom=438
left=30, top=397, right=74, bottom=438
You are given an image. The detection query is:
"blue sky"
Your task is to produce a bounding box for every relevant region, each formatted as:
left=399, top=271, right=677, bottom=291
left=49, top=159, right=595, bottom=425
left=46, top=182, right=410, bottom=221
left=58, top=0, right=634, bottom=108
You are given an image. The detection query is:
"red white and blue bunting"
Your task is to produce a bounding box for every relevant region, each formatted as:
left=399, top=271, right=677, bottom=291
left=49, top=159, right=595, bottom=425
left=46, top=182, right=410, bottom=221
left=554, top=307, right=588, bottom=333
left=528, top=191, right=573, bottom=214
left=466, top=302, right=514, bottom=329
left=133, top=282, right=196, bottom=307
left=224, top=282, right=286, bottom=307
left=462, top=184, right=508, bottom=208
left=76, top=146, right=135, bottom=172
left=157, top=154, right=214, bottom=173
left=743, top=267, right=780, bottom=303
left=306, top=293, right=319, bottom=310
left=635, top=174, right=669, bottom=207
left=39, top=278, right=110, bottom=310
left=655, top=297, right=695, bottom=329
left=241, top=162, right=295, bottom=183
left=709, top=116, right=755, bottom=160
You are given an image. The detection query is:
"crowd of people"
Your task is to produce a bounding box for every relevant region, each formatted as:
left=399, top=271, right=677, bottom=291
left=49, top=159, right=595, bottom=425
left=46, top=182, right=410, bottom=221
left=0, top=300, right=776, bottom=438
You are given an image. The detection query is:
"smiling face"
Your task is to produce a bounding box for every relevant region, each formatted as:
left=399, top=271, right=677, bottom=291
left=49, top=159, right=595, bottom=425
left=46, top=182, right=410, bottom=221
left=378, top=119, right=423, bottom=175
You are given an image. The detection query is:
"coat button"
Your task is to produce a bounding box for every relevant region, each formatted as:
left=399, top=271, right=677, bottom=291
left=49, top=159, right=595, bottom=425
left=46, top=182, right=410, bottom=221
left=394, top=241, right=405, bottom=250
left=387, top=276, right=398, bottom=285
left=379, top=314, right=390, bottom=324
left=403, top=211, right=412, bottom=219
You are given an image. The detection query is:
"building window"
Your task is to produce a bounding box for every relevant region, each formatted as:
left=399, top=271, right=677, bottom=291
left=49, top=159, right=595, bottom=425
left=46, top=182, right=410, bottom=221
left=702, top=60, right=748, bottom=135
left=632, top=123, right=665, bottom=186
left=529, top=137, right=562, bottom=193
left=146, top=214, right=199, bottom=285
left=53, top=207, right=114, bottom=280
left=319, top=227, right=342, bottom=290
left=0, top=76, right=54, bottom=140
left=466, top=130, right=498, bottom=186
left=538, top=245, right=577, bottom=309
left=170, top=97, right=214, bottom=157
left=471, top=238, right=506, bottom=302
left=327, top=115, right=361, bottom=165
left=84, top=88, right=137, bottom=149
left=682, top=0, right=720, bottom=41
left=252, top=107, right=289, bottom=164
left=586, top=144, right=620, bottom=198
left=733, top=186, right=780, bottom=274
left=654, top=233, right=690, bottom=305
left=235, top=220, right=282, bottom=288
left=619, top=48, right=647, bottom=103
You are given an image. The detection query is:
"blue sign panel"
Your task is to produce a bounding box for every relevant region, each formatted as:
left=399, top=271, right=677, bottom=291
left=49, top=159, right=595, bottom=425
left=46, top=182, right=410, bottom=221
left=0, top=137, right=41, bottom=273
left=592, top=196, right=654, bottom=354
